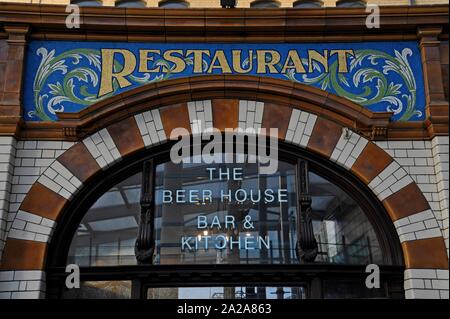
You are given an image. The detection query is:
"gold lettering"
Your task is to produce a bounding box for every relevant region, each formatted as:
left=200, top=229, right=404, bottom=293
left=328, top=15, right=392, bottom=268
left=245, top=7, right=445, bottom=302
left=232, top=50, right=253, bottom=74
left=99, top=49, right=136, bottom=97
left=281, top=50, right=306, bottom=74
left=207, top=50, right=232, bottom=73
left=330, top=49, right=355, bottom=73
left=308, top=50, right=328, bottom=73
left=138, top=50, right=161, bottom=73
left=186, top=50, right=210, bottom=73
left=257, top=50, right=281, bottom=74
left=163, top=50, right=186, bottom=73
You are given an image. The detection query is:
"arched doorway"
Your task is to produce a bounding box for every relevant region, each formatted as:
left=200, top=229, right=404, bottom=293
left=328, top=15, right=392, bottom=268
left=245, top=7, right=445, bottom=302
left=1, top=77, right=447, bottom=299
left=46, top=139, right=405, bottom=299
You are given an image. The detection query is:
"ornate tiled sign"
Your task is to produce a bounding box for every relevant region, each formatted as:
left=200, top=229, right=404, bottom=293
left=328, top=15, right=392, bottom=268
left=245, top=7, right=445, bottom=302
left=23, top=41, right=425, bottom=122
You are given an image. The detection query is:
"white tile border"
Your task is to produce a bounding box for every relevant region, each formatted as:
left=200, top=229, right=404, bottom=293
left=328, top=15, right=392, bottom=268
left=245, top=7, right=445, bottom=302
left=285, top=109, right=317, bottom=147
left=135, top=109, right=167, bottom=147
left=83, top=129, right=122, bottom=170
left=8, top=210, right=56, bottom=243
left=0, top=270, right=45, bottom=299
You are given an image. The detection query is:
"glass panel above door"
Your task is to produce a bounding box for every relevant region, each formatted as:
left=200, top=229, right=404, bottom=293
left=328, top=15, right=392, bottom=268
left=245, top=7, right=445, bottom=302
left=154, top=157, right=298, bottom=265
left=67, top=154, right=386, bottom=267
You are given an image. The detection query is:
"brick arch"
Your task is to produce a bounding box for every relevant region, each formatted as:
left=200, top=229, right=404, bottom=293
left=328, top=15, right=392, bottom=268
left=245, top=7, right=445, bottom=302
left=1, top=99, right=448, bottom=299
left=56, top=75, right=392, bottom=141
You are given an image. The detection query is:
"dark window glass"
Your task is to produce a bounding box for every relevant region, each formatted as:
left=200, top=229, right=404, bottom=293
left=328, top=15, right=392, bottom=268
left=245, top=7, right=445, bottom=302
left=154, top=157, right=297, bottom=265
left=67, top=173, right=141, bottom=267
left=67, top=156, right=385, bottom=266
left=323, top=279, right=387, bottom=299
left=310, top=173, right=383, bottom=265
left=147, top=286, right=307, bottom=299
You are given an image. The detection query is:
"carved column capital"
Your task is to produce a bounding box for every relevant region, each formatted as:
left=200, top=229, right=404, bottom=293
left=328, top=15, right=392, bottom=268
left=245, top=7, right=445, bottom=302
left=416, top=26, right=448, bottom=138
left=0, top=25, right=30, bottom=137
left=4, top=25, right=30, bottom=45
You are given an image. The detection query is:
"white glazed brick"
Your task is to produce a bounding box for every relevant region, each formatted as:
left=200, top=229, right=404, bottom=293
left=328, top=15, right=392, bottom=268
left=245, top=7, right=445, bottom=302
left=285, top=109, right=317, bottom=148
left=377, top=137, right=449, bottom=257
left=330, top=129, right=368, bottom=169
left=6, top=141, right=73, bottom=242
left=238, top=100, right=264, bottom=132
left=404, top=268, right=449, bottom=299
left=367, top=161, right=414, bottom=201
left=394, top=209, right=442, bottom=243
left=7, top=210, right=56, bottom=243
left=0, top=270, right=45, bottom=299
left=83, top=129, right=121, bottom=170
left=135, top=109, right=167, bottom=147
left=188, top=100, right=214, bottom=134
left=431, top=136, right=449, bottom=255
left=37, top=160, right=82, bottom=200
left=0, top=137, right=16, bottom=260
left=405, top=289, right=441, bottom=299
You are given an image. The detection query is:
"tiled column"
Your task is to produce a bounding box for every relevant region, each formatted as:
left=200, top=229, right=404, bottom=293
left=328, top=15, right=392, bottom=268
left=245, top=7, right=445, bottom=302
left=0, top=26, right=29, bottom=137
left=418, top=27, right=449, bottom=137
left=0, top=26, right=27, bottom=259
left=432, top=136, right=449, bottom=257
left=0, top=137, right=16, bottom=260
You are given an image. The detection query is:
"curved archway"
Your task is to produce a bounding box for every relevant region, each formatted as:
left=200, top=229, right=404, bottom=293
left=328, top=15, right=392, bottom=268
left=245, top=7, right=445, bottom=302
left=55, top=75, right=392, bottom=141
left=2, top=83, right=448, bottom=298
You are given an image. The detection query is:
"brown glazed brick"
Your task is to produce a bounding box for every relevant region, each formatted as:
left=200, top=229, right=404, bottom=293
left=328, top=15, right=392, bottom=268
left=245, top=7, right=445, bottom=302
left=20, top=182, right=68, bottom=221
left=261, top=103, right=291, bottom=140
left=0, top=62, right=5, bottom=93
left=1, top=239, right=47, bottom=270
left=0, top=40, right=8, bottom=61
left=57, top=143, right=101, bottom=183
left=442, top=64, right=449, bottom=101
left=1, top=92, right=20, bottom=106
left=351, top=143, right=394, bottom=184
left=306, top=118, right=342, bottom=158
left=440, top=41, right=449, bottom=65
left=382, top=182, right=431, bottom=221
left=402, top=238, right=449, bottom=269
left=107, top=117, right=145, bottom=157
left=4, top=60, right=22, bottom=93
left=212, top=99, right=239, bottom=131
left=424, top=62, right=446, bottom=96
left=160, top=103, right=191, bottom=138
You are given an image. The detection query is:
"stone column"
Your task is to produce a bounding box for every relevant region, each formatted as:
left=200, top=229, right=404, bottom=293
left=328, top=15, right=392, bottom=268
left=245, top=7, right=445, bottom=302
left=0, top=136, right=16, bottom=260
